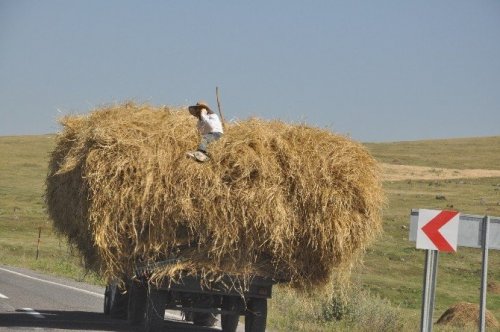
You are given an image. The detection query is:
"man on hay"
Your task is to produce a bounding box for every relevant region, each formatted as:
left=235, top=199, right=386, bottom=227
left=186, top=100, right=224, bottom=162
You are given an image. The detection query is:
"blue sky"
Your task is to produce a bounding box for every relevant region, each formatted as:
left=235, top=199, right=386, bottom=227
left=1, top=1, right=499, bottom=142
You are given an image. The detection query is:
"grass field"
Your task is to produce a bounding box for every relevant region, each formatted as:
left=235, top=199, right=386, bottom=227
left=365, top=136, right=500, bottom=170
left=0, top=135, right=101, bottom=283
left=1, top=134, right=500, bottom=331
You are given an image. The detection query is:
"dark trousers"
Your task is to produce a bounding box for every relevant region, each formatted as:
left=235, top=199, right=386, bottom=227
left=198, top=132, right=223, bottom=153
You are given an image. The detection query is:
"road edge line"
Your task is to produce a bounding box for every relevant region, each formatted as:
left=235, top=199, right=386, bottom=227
left=0, top=267, right=104, bottom=298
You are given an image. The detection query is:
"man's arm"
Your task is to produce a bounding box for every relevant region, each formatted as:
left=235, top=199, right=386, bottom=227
left=199, top=109, right=209, bottom=122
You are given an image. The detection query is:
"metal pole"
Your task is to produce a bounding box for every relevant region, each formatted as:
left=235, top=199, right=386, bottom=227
left=421, top=250, right=438, bottom=332
left=479, top=215, right=490, bottom=332
left=428, top=250, right=439, bottom=332
left=421, top=250, right=431, bottom=332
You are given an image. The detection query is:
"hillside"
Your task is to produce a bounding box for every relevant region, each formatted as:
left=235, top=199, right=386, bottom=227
left=366, top=136, right=500, bottom=170
left=1, top=134, right=500, bottom=331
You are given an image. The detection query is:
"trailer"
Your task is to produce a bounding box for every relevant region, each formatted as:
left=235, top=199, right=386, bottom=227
left=103, top=258, right=276, bottom=332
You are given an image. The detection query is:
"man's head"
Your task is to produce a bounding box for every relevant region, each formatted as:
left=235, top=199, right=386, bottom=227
left=188, top=100, right=214, bottom=117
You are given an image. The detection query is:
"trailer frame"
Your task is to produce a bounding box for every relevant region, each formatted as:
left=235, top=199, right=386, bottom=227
left=104, top=258, right=277, bottom=332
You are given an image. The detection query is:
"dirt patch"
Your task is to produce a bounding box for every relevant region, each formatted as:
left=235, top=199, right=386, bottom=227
left=436, top=302, right=499, bottom=329
left=488, top=281, right=500, bottom=294
left=381, top=163, right=500, bottom=181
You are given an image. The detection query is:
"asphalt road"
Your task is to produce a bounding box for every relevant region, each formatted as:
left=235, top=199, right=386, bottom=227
left=0, top=265, right=239, bottom=331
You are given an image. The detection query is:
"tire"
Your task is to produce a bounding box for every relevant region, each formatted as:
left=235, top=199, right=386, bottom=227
left=192, top=312, right=217, bottom=327
left=221, top=296, right=240, bottom=332
left=127, top=280, right=147, bottom=325
left=106, top=283, right=129, bottom=319
left=189, top=294, right=217, bottom=327
left=143, top=287, right=168, bottom=332
left=182, top=310, right=194, bottom=322
left=103, top=285, right=111, bottom=315
left=245, top=298, right=267, bottom=332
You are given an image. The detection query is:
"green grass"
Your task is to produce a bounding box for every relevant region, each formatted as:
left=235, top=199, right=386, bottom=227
left=365, top=136, right=500, bottom=170
left=1, top=134, right=500, bottom=331
left=0, top=135, right=102, bottom=284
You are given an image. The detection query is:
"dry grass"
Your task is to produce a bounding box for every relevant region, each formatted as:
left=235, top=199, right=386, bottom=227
left=488, top=281, right=500, bottom=295
left=45, top=102, right=384, bottom=290
left=381, top=163, right=500, bottom=181
left=436, top=302, right=500, bottom=329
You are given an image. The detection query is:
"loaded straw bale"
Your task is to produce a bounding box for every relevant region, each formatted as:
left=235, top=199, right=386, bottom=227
left=45, top=102, right=384, bottom=289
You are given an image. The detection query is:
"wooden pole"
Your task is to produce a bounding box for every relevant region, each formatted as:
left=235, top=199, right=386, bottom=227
left=215, top=86, right=226, bottom=129
left=36, top=227, right=41, bottom=260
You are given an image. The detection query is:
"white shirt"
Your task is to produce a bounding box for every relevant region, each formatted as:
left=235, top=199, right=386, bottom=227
left=197, top=111, right=224, bottom=135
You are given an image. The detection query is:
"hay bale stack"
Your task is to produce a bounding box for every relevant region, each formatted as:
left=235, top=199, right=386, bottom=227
left=46, top=102, right=384, bottom=289
left=436, top=302, right=499, bottom=329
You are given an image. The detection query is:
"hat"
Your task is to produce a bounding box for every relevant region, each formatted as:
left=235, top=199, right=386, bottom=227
left=188, top=100, right=214, bottom=116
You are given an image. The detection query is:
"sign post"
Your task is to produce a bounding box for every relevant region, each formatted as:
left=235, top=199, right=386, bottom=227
left=416, top=209, right=459, bottom=332
left=479, top=216, right=490, bottom=332
left=409, top=210, right=500, bottom=332
left=420, top=249, right=438, bottom=332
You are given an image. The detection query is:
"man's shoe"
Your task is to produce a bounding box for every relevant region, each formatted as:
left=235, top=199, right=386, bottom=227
left=194, top=151, right=210, bottom=162
left=186, top=151, right=210, bottom=162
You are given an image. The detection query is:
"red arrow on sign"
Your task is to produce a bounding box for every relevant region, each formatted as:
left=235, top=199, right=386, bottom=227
left=421, top=210, right=459, bottom=252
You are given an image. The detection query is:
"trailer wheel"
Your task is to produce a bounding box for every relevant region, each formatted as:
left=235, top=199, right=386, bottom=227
left=192, top=312, right=217, bottom=326
left=127, top=280, right=147, bottom=325
left=221, top=296, right=240, bottom=332
left=104, top=283, right=128, bottom=319
left=144, top=287, right=168, bottom=332
left=103, top=285, right=111, bottom=315
left=188, top=294, right=217, bottom=327
left=182, top=309, right=193, bottom=322
left=245, top=298, right=267, bottom=332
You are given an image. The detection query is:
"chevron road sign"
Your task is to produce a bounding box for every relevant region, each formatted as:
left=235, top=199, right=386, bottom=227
left=409, top=210, right=500, bottom=249
left=416, top=209, right=459, bottom=252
